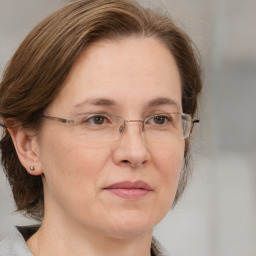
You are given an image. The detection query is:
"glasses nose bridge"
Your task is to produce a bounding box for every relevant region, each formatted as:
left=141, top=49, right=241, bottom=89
left=119, top=119, right=145, bottom=134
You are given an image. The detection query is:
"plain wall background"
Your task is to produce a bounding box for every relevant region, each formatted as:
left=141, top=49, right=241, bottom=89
left=0, top=1, right=255, bottom=255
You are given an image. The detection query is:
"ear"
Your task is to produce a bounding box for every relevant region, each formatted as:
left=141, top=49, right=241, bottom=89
left=7, top=123, right=43, bottom=176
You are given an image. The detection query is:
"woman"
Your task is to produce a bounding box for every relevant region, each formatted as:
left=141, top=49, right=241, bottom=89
left=0, top=0, right=202, bottom=255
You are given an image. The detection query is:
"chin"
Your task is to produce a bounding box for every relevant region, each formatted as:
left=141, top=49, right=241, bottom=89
left=106, top=225, right=153, bottom=240
left=103, top=210, right=160, bottom=239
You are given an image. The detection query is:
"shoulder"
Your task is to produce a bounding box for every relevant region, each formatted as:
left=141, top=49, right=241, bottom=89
left=151, top=237, right=172, bottom=256
left=0, top=226, right=35, bottom=256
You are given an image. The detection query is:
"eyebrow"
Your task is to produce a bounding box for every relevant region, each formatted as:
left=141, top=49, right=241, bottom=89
left=74, top=97, right=181, bottom=110
left=146, top=97, right=181, bottom=109
left=74, top=98, right=118, bottom=108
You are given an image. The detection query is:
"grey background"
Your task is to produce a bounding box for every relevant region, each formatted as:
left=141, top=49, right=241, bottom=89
left=0, top=0, right=255, bottom=255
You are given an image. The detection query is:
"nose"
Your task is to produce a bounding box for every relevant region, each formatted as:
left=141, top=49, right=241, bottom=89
left=112, top=121, right=151, bottom=168
left=119, top=120, right=145, bottom=133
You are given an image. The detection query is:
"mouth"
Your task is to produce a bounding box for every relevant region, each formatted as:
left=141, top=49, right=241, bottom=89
left=104, top=180, right=153, bottom=200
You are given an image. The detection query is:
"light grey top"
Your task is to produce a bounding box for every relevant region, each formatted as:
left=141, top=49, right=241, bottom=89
left=0, top=226, right=171, bottom=256
left=0, top=227, right=33, bottom=256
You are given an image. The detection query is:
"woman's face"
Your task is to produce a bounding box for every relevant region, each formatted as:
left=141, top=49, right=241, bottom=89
left=36, top=37, right=184, bottom=239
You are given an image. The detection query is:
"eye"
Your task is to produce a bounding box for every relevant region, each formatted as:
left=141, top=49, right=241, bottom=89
left=146, top=114, right=171, bottom=125
left=83, top=115, right=111, bottom=126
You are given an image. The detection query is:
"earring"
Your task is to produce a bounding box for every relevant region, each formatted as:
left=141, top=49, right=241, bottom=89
left=29, top=166, right=35, bottom=171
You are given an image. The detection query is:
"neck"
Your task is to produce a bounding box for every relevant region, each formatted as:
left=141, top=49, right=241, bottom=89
left=27, top=214, right=153, bottom=256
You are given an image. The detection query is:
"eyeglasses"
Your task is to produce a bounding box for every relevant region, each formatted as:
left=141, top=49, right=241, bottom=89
left=40, top=112, right=199, bottom=143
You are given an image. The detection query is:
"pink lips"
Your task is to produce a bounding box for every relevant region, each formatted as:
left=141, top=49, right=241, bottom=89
left=104, top=181, right=153, bottom=200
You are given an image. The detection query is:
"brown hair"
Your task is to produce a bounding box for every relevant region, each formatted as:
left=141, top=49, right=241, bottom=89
left=0, top=0, right=202, bottom=220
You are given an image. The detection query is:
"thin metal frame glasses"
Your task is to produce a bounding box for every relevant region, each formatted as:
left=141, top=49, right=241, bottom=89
left=40, top=112, right=199, bottom=143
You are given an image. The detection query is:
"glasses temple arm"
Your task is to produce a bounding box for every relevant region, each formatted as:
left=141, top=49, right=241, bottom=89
left=40, top=115, right=74, bottom=124
left=192, top=118, right=200, bottom=124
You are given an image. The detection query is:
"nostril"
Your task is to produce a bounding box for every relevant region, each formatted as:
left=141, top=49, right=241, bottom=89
left=120, top=159, right=148, bottom=168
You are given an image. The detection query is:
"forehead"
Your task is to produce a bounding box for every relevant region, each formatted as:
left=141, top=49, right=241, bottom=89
left=48, top=37, right=182, bottom=114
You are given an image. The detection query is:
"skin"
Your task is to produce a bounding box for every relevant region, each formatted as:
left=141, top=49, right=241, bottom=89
left=10, top=37, right=185, bottom=256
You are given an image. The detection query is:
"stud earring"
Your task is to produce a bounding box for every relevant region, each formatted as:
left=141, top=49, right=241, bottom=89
left=29, top=166, right=35, bottom=171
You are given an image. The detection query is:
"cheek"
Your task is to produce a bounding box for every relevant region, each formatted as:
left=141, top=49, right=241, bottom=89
left=151, top=141, right=184, bottom=175
left=150, top=142, right=184, bottom=205
left=38, top=129, right=111, bottom=200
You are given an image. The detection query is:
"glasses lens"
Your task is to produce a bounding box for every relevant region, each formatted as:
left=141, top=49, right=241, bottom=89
left=181, top=114, right=192, bottom=139
left=144, top=113, right=192, bottom=142
left=73, top=113, right=123, bottom=143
